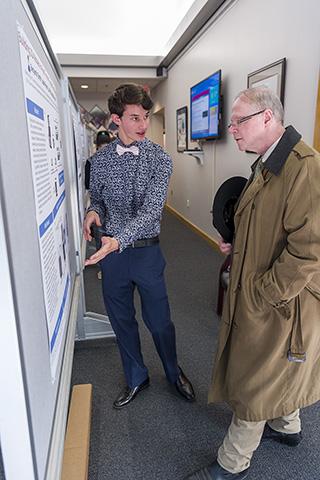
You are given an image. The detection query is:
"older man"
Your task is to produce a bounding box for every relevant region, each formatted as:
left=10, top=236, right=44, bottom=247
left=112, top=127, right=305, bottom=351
left=185, top=86, right=320, bottom=479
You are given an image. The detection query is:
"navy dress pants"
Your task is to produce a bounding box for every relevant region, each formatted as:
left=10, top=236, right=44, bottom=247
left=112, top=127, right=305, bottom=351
left=101, top=244, right=179, bottom=388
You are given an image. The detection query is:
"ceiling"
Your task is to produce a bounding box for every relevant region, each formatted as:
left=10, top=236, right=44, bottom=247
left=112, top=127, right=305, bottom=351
left=31, top=0, right=227, bottom=102
left=32, top=0, right=198, bottom=57
left=69, top=77, right=162, bottom=95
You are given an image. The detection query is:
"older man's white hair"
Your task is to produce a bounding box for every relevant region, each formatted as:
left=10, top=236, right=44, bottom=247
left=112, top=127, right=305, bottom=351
left=235, top=86, right=284, bottom=123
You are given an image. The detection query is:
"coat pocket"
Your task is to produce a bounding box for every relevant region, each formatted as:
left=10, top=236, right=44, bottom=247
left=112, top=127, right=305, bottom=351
left=246, top=274, right=270, bottom=312
left=254, top=276, right=294, bottom=320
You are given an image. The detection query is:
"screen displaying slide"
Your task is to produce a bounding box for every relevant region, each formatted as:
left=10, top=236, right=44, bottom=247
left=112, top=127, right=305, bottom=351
left=191, top=71, right=221, bottom=139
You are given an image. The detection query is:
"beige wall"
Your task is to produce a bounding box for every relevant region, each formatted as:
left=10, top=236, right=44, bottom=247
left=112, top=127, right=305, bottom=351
left=148, top=109, right=165, bottom=147
left=152, top=0, right=320, bottom=240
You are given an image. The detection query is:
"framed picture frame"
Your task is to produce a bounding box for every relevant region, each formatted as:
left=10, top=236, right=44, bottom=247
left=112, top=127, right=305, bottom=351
left=176, top=106, right=188, bottom=152
left=247, top=58, right=286, bottom=105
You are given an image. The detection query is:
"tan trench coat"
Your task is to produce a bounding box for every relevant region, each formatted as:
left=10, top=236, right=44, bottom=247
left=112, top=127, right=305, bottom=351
left=208, top=127, right=320, bottom=421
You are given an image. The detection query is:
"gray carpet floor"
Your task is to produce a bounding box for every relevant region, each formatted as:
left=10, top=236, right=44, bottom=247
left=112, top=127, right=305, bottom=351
left=2, top=210, right=318, bottom=480
left=72, top=210, right=320, bottom=480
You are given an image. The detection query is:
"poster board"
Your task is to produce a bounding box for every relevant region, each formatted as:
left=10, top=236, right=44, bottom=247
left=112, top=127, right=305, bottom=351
left=0, top=1, right=84, bottom=478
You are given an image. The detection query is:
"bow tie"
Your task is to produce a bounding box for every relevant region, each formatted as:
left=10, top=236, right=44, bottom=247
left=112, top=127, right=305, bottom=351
left=116, top=144, right=139, bottom=156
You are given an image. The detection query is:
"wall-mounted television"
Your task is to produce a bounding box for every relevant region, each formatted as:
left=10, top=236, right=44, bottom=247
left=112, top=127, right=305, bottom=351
left=190, top=69, right=222, bottom=141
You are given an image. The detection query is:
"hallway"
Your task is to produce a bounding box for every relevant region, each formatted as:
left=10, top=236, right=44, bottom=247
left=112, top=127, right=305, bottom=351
left=72, top=211, right=320, bottom=480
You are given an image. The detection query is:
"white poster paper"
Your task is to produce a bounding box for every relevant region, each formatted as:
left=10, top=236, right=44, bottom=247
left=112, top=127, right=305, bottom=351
left=70, top=104, right=85, bottom=227
left=17, top=24, right=71, bottom=380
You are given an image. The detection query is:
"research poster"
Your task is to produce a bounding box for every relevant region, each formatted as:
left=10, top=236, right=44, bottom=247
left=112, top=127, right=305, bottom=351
left=17, top=24, right=71, bottom=380
left=70, top=103, right=85, bottom=229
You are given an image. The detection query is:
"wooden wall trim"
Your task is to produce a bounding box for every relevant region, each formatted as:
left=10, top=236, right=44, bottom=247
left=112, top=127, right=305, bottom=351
left=165, top=204, right=219, bottom=252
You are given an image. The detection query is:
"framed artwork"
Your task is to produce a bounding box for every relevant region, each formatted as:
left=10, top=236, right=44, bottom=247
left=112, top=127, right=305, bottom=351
left=89, top=104, right=109, bottom=129
left=79, top=105, right=93, bottom=125
left=176, top=106, right=188, bottom=152
left=247, top=58, right=286, bottom=105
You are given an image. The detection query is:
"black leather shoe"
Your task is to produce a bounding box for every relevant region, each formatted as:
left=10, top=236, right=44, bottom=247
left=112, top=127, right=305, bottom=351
left=113, top=378, right=150, bottom=409
left=262, top=424, right=302, bottom=446
left=184, top=460, right=249, bottom=479
left=175, top=367, right=195, bottom=402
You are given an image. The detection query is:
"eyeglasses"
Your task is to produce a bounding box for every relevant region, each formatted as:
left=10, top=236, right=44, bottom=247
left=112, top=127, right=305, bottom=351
left=228, top=109, right=266, bottom=129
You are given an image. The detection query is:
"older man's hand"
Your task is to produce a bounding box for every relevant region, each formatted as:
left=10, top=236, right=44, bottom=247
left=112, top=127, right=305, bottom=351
left=218, top=237, right=232, bottom=255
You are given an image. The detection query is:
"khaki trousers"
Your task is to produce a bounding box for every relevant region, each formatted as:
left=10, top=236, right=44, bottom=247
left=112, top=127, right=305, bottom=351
left=217, top=410, right=301, bottom=474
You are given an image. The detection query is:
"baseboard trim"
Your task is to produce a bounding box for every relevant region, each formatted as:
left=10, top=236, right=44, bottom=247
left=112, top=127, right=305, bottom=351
left=165, top=204, right=219, bottom=251
left=61, top=384, right=92, bottom=480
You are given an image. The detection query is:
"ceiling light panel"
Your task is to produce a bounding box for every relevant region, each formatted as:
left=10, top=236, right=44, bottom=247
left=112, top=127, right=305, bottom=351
left=33, top=0, right=196, bottom=55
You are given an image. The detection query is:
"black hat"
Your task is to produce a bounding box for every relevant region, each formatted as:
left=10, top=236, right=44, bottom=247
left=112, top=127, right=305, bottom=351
left=212, top=176, right=247, bottom=243
left=95, top=130, right=112, bottom=146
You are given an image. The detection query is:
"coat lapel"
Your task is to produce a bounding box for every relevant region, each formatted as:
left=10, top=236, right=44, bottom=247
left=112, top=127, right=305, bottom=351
left=235, top=170, right=272, bottom=218
left=235, top=126, right=301, bottom=219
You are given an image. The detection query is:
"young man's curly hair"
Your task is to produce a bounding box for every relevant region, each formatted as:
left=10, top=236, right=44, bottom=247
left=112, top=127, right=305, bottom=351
left=108, top=83, right=153, bottom=117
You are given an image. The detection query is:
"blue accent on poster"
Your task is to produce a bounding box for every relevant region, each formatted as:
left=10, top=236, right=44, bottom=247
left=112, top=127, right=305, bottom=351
left=26, top=98, right=44, bottom=120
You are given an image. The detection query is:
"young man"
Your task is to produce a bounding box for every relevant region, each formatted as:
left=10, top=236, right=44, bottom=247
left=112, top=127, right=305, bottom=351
left=185, top=86, right=320, bottom=479
left=83, top=84, right=195, bottom=409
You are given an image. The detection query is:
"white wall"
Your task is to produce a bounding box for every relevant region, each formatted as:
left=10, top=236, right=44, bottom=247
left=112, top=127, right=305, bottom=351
left=148, top=108, right=165, bottom=147
left=152, top=0, right=320, bottom=240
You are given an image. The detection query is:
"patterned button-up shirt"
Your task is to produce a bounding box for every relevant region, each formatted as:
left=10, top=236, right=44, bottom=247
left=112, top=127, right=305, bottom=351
left=88, top=137, right=172, bottom=251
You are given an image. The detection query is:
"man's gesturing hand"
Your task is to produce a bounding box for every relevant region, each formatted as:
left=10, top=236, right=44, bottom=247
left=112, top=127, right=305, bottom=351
left=85, top=236, right=119, bottom=266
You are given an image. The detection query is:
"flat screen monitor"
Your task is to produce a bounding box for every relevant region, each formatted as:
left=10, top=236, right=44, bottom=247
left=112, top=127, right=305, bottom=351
left=190, top=69, right=222, bottom=141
